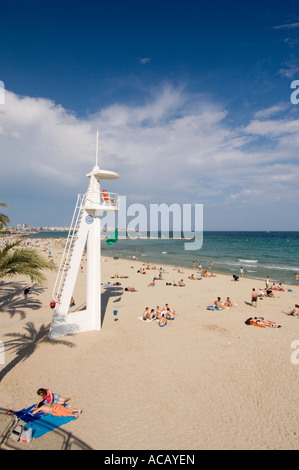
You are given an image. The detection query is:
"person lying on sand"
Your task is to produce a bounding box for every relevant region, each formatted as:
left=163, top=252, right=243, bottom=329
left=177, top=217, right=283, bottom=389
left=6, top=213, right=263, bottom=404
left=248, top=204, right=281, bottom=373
left=245, top=317, right=281, bottom=328
left=32, top=402, right=82, bottom=418
left=124, top=287, right=138, bottom=292
left=203, top=271, right=216, bottom=277
left=283, top=304, right=299, bottom=317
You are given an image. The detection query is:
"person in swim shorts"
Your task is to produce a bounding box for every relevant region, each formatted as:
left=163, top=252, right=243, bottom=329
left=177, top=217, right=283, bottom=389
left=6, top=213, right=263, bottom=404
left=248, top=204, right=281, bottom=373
left=251, top=288, right=258, bottom=307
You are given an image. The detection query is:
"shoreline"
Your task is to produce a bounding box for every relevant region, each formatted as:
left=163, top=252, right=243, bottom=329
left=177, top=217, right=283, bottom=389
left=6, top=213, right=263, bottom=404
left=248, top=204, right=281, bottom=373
left=3, top=232, right=299, bottom=285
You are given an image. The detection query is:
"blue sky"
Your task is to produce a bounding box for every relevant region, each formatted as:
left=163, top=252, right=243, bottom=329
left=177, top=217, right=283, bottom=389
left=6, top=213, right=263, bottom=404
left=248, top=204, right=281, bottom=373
left=1, top=0, right=299, bottom=230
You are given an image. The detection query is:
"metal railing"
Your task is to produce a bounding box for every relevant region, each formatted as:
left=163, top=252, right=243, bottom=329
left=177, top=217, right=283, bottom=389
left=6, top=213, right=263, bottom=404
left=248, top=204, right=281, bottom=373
left=52, top=193, right=86, bottom=303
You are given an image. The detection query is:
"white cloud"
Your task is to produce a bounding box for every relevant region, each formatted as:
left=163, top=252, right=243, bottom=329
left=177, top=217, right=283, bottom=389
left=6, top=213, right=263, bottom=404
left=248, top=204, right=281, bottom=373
left=244, top=118, right=299, bottom=137
left=1, top=86, right=299, bottom=228
left=139, top=57, right=151, bottom=64
left=278, top=60, right=299, bottom=78
left=273, top=22, right=299, bottom=29
left=253, top=104, right=288, bottom=119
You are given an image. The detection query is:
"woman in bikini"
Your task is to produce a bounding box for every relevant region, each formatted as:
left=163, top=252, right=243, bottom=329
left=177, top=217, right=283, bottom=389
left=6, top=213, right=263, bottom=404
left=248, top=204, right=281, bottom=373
left=36, top=388, right=73, bottom=407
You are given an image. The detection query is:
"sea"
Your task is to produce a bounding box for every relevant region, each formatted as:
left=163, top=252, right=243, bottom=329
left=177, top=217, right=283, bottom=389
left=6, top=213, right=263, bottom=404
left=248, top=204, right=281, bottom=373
left=28, top=231, right=299, bottom=286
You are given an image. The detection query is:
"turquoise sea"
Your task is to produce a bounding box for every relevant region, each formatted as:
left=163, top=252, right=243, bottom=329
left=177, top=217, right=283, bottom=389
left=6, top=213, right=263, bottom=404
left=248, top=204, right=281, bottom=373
left=30, top=231, right=299, bottom=285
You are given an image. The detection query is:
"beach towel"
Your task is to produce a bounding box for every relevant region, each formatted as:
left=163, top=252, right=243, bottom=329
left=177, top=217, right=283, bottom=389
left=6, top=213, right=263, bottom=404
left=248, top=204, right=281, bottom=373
left=206, top=304, right=237, bottom=311
left=14, top=404, right=76, bottom=439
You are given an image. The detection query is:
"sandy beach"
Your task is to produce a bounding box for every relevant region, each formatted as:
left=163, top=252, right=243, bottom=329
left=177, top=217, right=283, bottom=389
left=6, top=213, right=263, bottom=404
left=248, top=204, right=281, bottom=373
left=1, top=237, right=299, bottom=450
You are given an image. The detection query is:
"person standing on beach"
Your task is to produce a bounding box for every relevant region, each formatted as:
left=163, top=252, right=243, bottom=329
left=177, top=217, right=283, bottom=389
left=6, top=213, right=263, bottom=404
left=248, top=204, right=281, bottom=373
left=251, top=288, right=258, bottom=308
left=240, top=267, right=244, bottom=278
left=265, top=276, right=270, bottom=288
left=295, top=273, right=299, bottom=286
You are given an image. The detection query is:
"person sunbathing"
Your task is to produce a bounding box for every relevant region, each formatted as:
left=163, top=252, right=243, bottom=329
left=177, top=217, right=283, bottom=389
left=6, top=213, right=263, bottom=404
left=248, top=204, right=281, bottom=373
left=154, top=306, right=162, bottom=318
left=178, top=279, right=185, bottom=287
left=124, top=287, right=137, bottom=292
left=36, top=388, right=72, bottom=407
left=214, top=297, right=224, bottom=309
left=245, top=317, right=281, bottom=328
left=160, top=307, right=175, bottom=319
left=266, top=288, right=274, bottom=297
left=158, top=316, right=167, bottom=327
left=165, top=303, right=175, bottom=315
left=148, top=309, right=157, bottom=320
left=224, top=297, right=233, bottom=307
left=32, top=402, right=82, bottom=418
left=259, top=288, right=266, bottom=297
left=142, top=307, right=150, bottom=320
left=165, top=307, right=175, bottom=319
left=283, top=304, right=299, bottom=316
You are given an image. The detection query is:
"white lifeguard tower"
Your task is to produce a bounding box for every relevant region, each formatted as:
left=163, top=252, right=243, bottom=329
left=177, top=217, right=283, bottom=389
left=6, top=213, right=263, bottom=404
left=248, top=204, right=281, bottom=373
left=49, top=131, right=119, bottom=339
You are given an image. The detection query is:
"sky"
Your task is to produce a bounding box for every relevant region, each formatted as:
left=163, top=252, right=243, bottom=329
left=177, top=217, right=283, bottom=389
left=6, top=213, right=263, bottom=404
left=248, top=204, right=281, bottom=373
left=1, top=0, right=299, bottom=230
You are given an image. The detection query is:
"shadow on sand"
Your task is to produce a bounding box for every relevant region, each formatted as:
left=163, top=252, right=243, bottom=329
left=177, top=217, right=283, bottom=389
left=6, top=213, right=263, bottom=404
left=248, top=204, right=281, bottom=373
left=74, top=285, right=123, bottom=325
left=0, top=280, right=45, bottom=320
left=0, top=323, right=75, bottom=383
left=101, top=286, right=123, bottom=324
